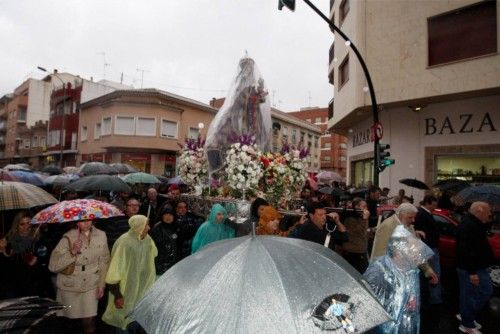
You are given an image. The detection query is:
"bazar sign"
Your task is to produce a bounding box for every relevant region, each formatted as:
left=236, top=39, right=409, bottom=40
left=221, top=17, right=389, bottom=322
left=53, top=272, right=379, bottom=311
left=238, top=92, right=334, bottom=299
left=352, top=128, right=372, bottom=147
left=424, top=112, right=497, bottom=136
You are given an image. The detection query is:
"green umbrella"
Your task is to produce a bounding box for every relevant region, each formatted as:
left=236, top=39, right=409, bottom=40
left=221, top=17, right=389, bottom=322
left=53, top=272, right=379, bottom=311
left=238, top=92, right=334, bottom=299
left=123, top=172, right=160, bottom=184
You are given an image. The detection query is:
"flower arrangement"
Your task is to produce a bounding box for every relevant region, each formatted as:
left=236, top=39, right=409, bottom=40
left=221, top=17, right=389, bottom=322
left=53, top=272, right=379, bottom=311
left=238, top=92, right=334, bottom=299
left=224, top=134, right=263, bottom=198
left=178, top=136, right=208, bottom=189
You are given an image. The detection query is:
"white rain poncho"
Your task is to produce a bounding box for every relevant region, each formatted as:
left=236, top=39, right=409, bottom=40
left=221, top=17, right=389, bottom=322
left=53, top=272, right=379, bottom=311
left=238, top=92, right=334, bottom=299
left=363, top=225, right=434, bottom=334
left=205, top=56, right=272, bottom=173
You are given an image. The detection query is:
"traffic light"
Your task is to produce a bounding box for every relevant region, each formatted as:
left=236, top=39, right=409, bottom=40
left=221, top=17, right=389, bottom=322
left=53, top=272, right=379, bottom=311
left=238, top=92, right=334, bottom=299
left=278, top=0, right=295, bottom=11
left=377, top=143, right=395, bottom=172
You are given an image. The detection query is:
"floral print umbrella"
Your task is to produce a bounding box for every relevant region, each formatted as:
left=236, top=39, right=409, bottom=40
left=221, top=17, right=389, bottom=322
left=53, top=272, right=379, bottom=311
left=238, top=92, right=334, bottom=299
left=31, top=199, right=124, bottom=224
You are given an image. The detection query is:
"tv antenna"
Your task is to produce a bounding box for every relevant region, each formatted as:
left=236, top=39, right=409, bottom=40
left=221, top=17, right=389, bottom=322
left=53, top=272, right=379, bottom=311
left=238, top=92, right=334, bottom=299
left=97, top=52, right=111, bottom=79
left=136, top=67, right=150, bottom=88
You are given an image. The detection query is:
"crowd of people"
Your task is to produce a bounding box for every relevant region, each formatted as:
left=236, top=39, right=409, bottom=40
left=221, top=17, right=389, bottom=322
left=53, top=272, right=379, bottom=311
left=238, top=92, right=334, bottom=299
left=0, top=181, right=495, bottom=334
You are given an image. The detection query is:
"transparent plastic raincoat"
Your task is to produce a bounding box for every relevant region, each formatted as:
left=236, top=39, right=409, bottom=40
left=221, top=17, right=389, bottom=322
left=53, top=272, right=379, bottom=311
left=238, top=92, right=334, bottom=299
left=205, top=56, right=272, bottom=173
left=102, top=215, right=157, bottom=330
left=191, top=204, right=235, bottom=253
left=363, top=225, right=434, bottom=334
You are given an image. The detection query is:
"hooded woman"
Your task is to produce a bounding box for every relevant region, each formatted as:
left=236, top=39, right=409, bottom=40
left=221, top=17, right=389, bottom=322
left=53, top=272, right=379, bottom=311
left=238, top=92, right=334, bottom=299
left=191, top=204, right=235, bottom=254
left=363, top=225, right=434, bottom=334
left=256, top=206, right=284, bottom=236
left=102, top=215, right=157, bottom=332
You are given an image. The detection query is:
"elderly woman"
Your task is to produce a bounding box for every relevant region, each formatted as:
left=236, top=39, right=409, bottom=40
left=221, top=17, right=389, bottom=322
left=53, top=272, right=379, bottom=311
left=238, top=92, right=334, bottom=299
left=191, top=203, right=235, bottom=253
left=256, top=206, right=284, bottom=236
left=49, top=220, right=110, bottom=334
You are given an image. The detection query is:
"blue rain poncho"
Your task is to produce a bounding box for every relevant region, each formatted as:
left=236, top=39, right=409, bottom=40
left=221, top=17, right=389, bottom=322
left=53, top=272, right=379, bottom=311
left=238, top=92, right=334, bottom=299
left=363, top=225, right=433, bottom=334
left=191, top=204, right=235, bottom=253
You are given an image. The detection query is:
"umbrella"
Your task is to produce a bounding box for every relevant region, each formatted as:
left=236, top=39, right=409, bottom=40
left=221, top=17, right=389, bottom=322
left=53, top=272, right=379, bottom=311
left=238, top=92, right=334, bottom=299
left=452, top=185, right=500, bottom=211
left=78, top=162, right=118, bottom=176
left=0, top=181, right=58, bottom=211
left=399, top=178, right=429, bottom=190
left=123, top=172, right=160, bottom=184
left=155, top=175, right=169, bottom=183
left=110, top=163, right=138, bottom=174
left=0, top=296, right=66, bottom=333
left=319, top=186, right=345, bottom=197
left=133, top=236, right=390, bottom=333
left=62, top=166, right=78, bottom=174
left=316, top=171, right=344, bottom=183
left=3, top=164, right=31, bottom=171
left=9, top=171, right=46, bottom=186
left=64, top=175, right=131, bottom=193
left=167, top=175, right=186, bottom=185
left=432, top=179, right=470, bottom=194
left=0, top=169, right=19, bottom=182
left=44, top=174, right=79, bottom=186
left=31, top=199, right=124, bottom=224
left=348, top=187, right=368, bottom=197
left=40, top=165, right=63, bottom=175
left=307, top=177, right=318, bottom=191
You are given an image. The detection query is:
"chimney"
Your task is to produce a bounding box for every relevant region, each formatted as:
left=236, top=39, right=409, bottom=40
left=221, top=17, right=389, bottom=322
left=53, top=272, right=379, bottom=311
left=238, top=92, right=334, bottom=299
left=90, top=76, right=94, bottom=82
left=210, top=97, right=216, bottom=107
left=53, top=69, right=58, bottom=74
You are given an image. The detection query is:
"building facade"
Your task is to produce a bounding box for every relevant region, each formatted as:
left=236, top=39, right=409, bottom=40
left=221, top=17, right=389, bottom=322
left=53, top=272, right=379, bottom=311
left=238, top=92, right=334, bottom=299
left=328, top=0, right=500, bottom=194
left=209, top=98, right=323, bottom=171
left=289, top=107, right=348, bottom=176
left=79, top=89, right=218, bottom=176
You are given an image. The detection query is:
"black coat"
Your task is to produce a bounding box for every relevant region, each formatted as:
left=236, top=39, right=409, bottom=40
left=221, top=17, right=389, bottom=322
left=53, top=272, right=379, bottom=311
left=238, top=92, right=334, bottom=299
left=456, top=213, right=493, bottom=274
left=414, top=207, right=440, bottom=249
left=289, top=219, right=348, bottom=250
left=150, top=221, right=192, bottom=275
left=176, top=212, right=204, bottom=258
left=94, top=216, right=130, bottom=251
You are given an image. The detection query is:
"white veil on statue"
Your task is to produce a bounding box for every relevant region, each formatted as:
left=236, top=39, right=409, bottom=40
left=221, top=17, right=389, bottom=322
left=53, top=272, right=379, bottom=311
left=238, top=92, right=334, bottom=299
left=205, top=56, right=272, bottom=173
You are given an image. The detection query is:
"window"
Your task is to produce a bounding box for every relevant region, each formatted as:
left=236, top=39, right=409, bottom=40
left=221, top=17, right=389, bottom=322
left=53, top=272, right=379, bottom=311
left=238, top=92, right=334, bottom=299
left=323, top=156, right=332, bottom=161
left=306, top=118, right=312, bottom=123
left=428, top=1, right=497, bottom=66
left=314, top=136, right=319, bottom=148
left=71, top=132, right=77, bottom=150
left=340, top=143, right=347, bottom=149
left=324, top=142, right=332, bottom=149
left=23, top=139, right=30, bottom=149
left=340, top=156, right=347, bottom=161
left=339, top=0, right=350, bottom=25
left=339, top=55, right=349, bottom=88
left=40, top=136, right=46, bottom=147
left=115, top=116, right=135, bottom=135
left=315, top=117, right=322, bottom=123
left=94, top=123, right=101, bottom=139
left=300, top=131, right=305, bottom=143
left=17, top=108, right=27, bottom=122
left=161, top=119, right=178, bottom=138
left=81, top=126, right=88, bottom=141
left=32, top=136, right=39, bottom=148
left=188, top=127, right=199, bottom=139
left=282, top=126, right=288, bottom=135
left=291, top=129, right=297, bottom=143
left=102, top=117, right=112, bottom=135
left=136, top=117, right=156, bottom=136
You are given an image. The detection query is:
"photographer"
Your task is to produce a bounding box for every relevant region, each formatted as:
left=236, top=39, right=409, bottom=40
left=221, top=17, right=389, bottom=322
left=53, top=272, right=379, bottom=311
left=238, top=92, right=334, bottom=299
left=342, top=198, right=371, bottom=273
left=289, top=201, right=348, bottom=253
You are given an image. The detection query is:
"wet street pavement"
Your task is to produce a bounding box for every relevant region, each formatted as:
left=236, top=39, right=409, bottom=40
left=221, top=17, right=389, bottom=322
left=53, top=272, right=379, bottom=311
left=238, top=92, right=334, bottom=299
left=421, top=267, right=500, bottom=334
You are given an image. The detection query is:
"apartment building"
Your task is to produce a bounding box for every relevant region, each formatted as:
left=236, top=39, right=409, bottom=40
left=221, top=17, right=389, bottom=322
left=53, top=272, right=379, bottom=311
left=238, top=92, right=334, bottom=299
left=327, top=0, right=500, bottom=192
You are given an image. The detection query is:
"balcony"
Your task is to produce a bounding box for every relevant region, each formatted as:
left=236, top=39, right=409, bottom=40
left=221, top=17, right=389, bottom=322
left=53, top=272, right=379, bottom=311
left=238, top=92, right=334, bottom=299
left=329, top=41, right=335, bottom=65
left=328, top=98, right=334, bottom=120
left=17, top=95, right=28, bottom=107
left=0, top=121, right=6, bottom=133
left=17, top=107, right=27, bottom=124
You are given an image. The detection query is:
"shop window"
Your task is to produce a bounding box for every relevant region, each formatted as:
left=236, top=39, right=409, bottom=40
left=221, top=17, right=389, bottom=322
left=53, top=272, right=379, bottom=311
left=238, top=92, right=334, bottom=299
left=428, top=1, right=497, bottom=66
left=102, top=117, right=112, bottom=135
left=351, top=158, right=374, bottom=187
left=339, top=55, right=349, bottom=89
left=436, top=155, right=500, bottom=184
left=115, top=116, right=135, bottom=135
left=161, top=119, right=178, bottom=138
left=81, top=126, right=87, bottom=142
left=94, top=123, right=101, bottom=139
left=136, top=117, right=156, bottom=136
left=339, top=0, right=350, bottom=26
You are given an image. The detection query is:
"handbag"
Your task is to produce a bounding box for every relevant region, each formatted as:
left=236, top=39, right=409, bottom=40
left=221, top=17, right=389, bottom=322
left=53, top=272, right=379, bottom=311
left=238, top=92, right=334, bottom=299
left=60, top=236, right=76, bottom=275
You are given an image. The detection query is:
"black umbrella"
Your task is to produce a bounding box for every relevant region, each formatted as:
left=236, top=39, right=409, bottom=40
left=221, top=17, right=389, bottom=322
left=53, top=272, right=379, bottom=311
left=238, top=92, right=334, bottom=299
left=432, top=179, right=470, bottom=194
left=0, top=296, right=66, bottom=333
left=78, top=162, right=118, bottom=176
left=65, top=175, right=131, bottom=193
left=348, top=188, right=368, bottom=197
left=40, top=165, right=63, bottom=175
left=399, top=178, right=429, bottom=190
left=110, top=163, right=138, bottom=174
left=452, top=185, right=500, bottom=210
left=319, top=186, right=345, bottom=197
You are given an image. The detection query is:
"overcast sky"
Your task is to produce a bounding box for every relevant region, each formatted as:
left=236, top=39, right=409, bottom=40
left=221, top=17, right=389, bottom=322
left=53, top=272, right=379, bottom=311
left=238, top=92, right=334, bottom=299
left=0, top=0, right=333, bottom=112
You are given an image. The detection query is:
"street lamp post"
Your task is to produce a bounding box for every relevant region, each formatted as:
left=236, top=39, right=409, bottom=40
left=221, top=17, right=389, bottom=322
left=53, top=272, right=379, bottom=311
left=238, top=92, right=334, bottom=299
left=37, top=66, right=66, bottom=168
left=279, top=0, right=382, bottom=186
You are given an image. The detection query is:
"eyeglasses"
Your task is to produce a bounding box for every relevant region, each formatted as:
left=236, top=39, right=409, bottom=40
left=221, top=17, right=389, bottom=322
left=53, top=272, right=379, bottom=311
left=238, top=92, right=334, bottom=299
left=127, top=204, right=140, bottom=207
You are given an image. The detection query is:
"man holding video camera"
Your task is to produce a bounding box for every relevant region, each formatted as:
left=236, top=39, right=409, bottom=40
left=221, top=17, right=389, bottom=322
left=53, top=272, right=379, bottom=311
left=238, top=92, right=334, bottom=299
left=342, top=197, right=371, bottom=273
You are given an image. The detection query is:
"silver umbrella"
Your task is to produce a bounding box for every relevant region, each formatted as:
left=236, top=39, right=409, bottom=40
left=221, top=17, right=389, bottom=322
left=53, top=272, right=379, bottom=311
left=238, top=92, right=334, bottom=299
left=133, top=236, right=390, bottom=333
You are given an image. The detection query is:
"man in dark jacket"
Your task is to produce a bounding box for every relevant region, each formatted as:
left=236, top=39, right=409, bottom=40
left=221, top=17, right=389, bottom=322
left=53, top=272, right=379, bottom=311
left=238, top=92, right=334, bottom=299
left=456, top=201, right=493, bottom=334
left=414, top=195, right=442, bottom=305
left=139, top=187, right=164, bottom=225
left=289, top=201, right=348, bottom=252
left=174, top=200, right=204, bottom=258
